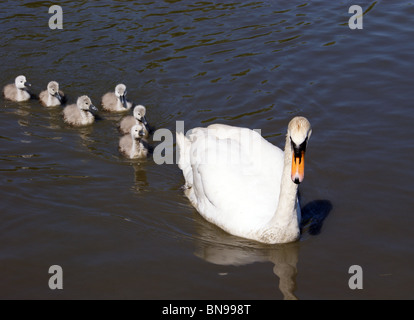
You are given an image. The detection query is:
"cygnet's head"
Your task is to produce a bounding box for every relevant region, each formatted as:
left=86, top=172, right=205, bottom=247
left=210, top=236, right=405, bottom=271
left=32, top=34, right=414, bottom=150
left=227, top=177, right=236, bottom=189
left=287, top=116, right=312, bottom=185
left=77, top=95, right=98, bottom=114
left=115, top=84, right=128, bottom=108
left=47, top=81, right=62, bottom=100
left=15, top=75, right=30, bottom=90
left=133, top=105, right=148, bottom=125
left=130, top=123, right=146, bottom=140
left=115, top=84, right=127, bottom=98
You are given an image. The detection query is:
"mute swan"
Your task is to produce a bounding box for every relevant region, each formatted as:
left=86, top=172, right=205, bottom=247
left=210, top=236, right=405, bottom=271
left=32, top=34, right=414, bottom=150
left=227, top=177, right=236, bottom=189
left=101, top=84, right=133, bottom=112
left=119, top=104, right=149, bottom=136
left=63, top=95, right=98, bottom=126
left=39, top=81, right=66, bottom=107
left=119, top=123, right=149, bottom=159
left=176, top=116, right=312, bottom=244
left=3, top=75, right=32, bottom=102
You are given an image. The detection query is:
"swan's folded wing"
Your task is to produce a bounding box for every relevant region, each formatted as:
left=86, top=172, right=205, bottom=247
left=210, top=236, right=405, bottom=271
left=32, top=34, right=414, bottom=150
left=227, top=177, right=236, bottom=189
left=3, top=84, right=16, bottom=100
left=101, top=92, right=116, bottom=109
left=189, top=127, right=284, bottom=233
left=39, top=90, right=47, bottom=104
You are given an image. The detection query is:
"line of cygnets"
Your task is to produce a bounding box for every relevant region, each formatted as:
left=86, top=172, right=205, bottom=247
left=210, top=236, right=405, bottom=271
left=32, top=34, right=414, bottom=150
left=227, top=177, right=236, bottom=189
left=3, top=75, right=152, bottom=160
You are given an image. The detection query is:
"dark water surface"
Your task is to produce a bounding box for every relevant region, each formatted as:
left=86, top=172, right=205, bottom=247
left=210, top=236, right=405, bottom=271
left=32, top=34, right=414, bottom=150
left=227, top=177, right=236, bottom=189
left=1, top=1, right=413, bottom=299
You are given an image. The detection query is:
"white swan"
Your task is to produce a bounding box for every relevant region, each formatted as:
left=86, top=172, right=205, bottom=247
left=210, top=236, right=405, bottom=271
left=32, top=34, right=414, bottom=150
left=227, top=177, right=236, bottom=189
left=176, top=116, right=312, bottom=244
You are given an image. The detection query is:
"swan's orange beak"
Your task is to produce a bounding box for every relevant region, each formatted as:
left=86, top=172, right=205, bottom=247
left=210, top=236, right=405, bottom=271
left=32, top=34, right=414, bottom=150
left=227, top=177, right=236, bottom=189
left=291, top=150, right=305, bottom=184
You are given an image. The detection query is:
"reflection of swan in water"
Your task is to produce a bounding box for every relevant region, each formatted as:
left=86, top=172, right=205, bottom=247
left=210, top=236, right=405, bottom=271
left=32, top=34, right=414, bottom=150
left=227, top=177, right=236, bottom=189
left=15, top=105, right=31, bottom=128
left=193, top=200, right=331, bottom=300
left=75, top=126, right=95, bottom=150
left=131, top=162, right=149, bottom=193
left=193, top=220, right=300, bottom=300
left=45, top=104, right=66, bottom=130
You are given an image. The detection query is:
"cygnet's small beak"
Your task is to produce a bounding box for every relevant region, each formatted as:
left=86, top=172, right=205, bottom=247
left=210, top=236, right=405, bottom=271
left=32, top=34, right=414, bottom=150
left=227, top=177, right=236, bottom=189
left=89, top=104, right=98, bottom=114
left=139, top=129, right=145, bottom=137
left=120, top=95, right=128, bottom=109
left=54, top=92, right=62, bottom=103
left=140, top=116, right=148, bottom=126
left=24, top=82, right=31, bottom=87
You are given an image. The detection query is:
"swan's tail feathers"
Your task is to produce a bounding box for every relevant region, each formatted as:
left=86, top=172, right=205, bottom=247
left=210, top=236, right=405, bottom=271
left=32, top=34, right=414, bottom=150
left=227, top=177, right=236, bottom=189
left=176, top=131, right=193, bottom=187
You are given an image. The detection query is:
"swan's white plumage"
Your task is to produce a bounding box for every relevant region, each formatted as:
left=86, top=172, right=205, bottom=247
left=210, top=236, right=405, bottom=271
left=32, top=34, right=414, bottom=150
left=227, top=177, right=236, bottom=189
left=177, top=117, right=310, bottom=244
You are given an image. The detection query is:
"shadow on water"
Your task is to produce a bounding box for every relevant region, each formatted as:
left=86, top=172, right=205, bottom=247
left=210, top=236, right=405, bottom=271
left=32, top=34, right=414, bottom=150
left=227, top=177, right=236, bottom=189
left=191, top=199, right=332, bottom=300
left=300, top=199, right=332, bottom=236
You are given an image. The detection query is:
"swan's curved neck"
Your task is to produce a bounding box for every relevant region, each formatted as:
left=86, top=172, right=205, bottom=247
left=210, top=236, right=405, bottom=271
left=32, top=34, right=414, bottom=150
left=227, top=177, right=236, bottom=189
left=130, top=135, right=137, bottom=157
left=47, top=93, right=56, bottom=106
left=269, top=134, right=299, bottom=228
left=79, top=108, right=87, bottom=121
left=17, top=87, right=27, bottom=101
